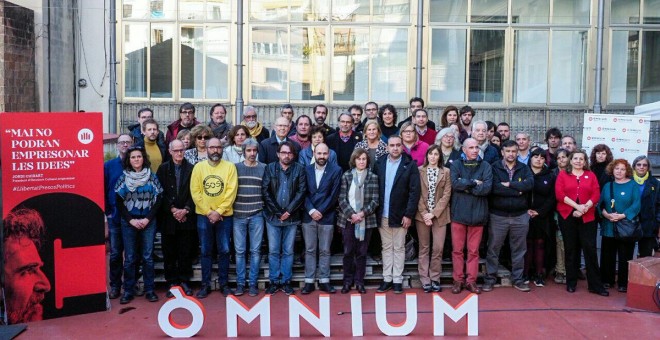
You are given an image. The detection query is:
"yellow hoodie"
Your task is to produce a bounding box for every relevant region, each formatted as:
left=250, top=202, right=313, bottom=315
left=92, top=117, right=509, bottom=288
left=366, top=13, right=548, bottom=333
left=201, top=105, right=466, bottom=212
left=190, top=160, right=238, bottom=216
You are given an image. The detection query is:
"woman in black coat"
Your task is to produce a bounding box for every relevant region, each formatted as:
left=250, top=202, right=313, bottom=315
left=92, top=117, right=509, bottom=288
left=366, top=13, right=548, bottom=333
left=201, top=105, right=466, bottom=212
left=525, top=148, right=556, bottom=287
left=631, top=155, right=660, bottom=257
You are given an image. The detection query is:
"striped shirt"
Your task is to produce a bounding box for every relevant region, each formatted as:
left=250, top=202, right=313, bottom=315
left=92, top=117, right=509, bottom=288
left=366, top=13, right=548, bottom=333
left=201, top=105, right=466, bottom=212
left=233, top=162, right=266, bottom=218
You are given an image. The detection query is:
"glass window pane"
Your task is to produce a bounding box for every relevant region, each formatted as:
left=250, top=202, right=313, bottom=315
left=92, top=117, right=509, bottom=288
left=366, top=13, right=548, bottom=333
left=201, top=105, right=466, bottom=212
left=123, top=0, right=149, bottom=19
left=149, top=0, right=177, bottom=19
left=124, top=24, right=149, bottom=97
left=513, top=31, right=548, bottom=103
left=373, top=0, right=410, bottom=23
left=611, top=0, right=640, bottom=24
left=371, top=28, right=408, bottom=102
left=469, top=30, right=505, bottom=102
left=644, top=0, right=660, bottom=24
left=331, top=0, right=370, bottom=22
left=512, top=0, right=549, bottom=24
left=609, top=31, right=639, bottom=104
left=250, top=0, right=289, bottom=21
left=641, top=31, right=660, bottom=104
left=251, top=27, right=289, bottom=100
left=290, top=27, right=327, bottom=100
left=150, top=24, right=174, bottom=98
left=430, top=29, right=466, bottom=102
left=471, top=0, right=508, bottom=23
left=180, top=27, right=204, bottom=99
left=291, top=0, right=331, bottom=21
left=332, top=27, right=369, bottom=101
left=179, top=0, right=205, bottom=20
left=553, top=0, right=590, bottom=24
left=551, top=31, right=587, bottom=103
left=207, top=0, right=231, bottom=21
left=206, top=27, right=230, bottom=99
left=429, top=0, right=467, bottom=22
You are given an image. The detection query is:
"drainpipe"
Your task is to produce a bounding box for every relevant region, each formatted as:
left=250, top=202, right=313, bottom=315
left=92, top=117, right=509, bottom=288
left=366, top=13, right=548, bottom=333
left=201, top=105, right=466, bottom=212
left=235, top=0, right=244, bottom=122
left=593, top=0, right=604, bottom=113
left=415, top=0, right=423, bottom=97
left=109, top=0, right=117, bottom=133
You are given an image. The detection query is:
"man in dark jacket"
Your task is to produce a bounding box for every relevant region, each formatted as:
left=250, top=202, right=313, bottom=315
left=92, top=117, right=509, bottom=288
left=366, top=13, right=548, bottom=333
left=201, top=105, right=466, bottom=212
left=482, top=140, right=534, bottom=293
left=165, top=102, right=200, bottom=145
left=208, top=103, right=233, bottom=141
left=258, top=116, right=301, bottom=164
left=262, top=141, right=307, bottom=295
left=127, top=107, right=165, bottom=145
left=327, top=112, right=363, bottom=172
left=374, top=135, right=421, bottom=294
left=156, top=139, right=196, bottom=297
left=449, top=138, right=492, bottom=295
left=301, top=143, right=342, bottom=294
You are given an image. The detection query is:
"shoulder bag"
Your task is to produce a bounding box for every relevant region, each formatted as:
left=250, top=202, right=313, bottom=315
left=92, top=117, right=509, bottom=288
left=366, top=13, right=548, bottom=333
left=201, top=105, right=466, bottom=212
left=610, top=182, right=642, bottom=241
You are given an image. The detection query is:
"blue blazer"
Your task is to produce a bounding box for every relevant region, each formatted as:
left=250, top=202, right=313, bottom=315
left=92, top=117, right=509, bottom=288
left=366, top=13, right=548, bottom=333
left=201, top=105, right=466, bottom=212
left=298, top=147, right=338, bottom=166
left=303, top=163, right=343, bottom=225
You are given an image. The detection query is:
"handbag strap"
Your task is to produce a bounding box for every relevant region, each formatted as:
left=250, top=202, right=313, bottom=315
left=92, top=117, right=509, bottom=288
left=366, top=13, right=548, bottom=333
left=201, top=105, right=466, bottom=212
left=609, top=181, right=616, bottom=213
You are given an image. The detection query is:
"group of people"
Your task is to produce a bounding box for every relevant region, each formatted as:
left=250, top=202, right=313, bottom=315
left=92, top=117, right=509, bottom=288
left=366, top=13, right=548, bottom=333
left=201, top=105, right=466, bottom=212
left=104, top=99, right=660, bottom=305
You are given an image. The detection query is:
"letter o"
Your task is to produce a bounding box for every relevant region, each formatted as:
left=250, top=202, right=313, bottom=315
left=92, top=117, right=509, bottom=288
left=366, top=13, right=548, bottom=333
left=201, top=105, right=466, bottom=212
left=158, top=286, right=206, bottom=338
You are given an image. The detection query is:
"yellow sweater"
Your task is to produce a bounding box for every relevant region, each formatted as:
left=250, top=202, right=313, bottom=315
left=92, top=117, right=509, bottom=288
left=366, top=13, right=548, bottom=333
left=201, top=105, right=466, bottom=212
left=143, top=137, right=162, bottom=172
left=190, top=160, right=238, bottom=216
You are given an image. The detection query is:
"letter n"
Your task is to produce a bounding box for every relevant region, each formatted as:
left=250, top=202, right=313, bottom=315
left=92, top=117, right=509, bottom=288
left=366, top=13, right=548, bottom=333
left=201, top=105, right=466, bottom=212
left=226, top=295, right=271, bottom=337
left=289, top=294, right=331, bottom=337
left=433, top=293, right=479, bottom=336
left=374, top=293, right=417, bottom=336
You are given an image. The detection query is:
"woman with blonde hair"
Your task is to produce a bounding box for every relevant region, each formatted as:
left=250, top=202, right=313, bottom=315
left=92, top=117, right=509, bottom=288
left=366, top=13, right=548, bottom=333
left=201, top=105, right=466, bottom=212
left=184, top=125, right=213, bottom=165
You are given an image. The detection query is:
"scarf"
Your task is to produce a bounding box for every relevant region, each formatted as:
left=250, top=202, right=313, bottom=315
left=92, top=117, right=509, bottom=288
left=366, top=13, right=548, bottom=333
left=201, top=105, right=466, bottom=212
left=242, top=121, right=264, bottom=138
left=310, top=144, right=317, bottom=164
left=352, top=169, right=367, bottom=241
left=634, top=172, right=649, bottom=185
left=124, top=168, right=151, bottom=192
left=477, top=141, right=488, bottom=159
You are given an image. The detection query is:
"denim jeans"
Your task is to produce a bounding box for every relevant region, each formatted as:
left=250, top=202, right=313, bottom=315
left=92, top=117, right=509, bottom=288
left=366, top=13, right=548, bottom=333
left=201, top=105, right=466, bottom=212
left=302, top=222, right=334, bottom=283
left=197, top=214, right=233, bottom=286
left=233, top=215, right=264, bottom=287
left=122, top=219, right=156, bottom=293
left=267, top=222, right=297, bottom=284
left=108, top=217, right=124, bottom=290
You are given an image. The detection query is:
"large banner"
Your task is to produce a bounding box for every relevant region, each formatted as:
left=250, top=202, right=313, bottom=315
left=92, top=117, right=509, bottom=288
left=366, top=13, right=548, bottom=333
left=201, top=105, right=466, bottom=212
left=1, top=112, right=107, bottom=324
left=582, top=113, right=650, bottom=163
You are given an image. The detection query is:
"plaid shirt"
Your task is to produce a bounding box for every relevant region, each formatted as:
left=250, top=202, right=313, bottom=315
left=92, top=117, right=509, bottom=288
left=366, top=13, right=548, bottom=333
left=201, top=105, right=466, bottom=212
left=336, top=169, right=380, bottom=229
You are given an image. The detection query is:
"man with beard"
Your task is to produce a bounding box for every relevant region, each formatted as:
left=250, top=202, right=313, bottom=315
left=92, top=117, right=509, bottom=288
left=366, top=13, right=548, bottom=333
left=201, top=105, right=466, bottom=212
left=190, top=137, right=238, bottom=298
left=3, top=208, right=52, bottom=324
left=232, top=139, right=266, bottom=297
left=157, top=139, right=196, bottom=298
left=104, top=133, right=133, bottom=299
left=258, top=116, right=302, bottom=164
left=135, top=118, right=168, bottom=172
left=240, top=106, right=270, bottom=143
left=497, top=122, right=511, bottom=142
left=127, top=107, right=165, bottom=145
left=313, top=104, right=333, bottom=137
left=460, top=106, right=475, bottom=139
left=301, top=143, right=343, bottom=294
left=327, top=113, right=363, bottom=172
left=166, top=102, right=200, bottom=145
left=349, top=105, right=365, bottom=133
left=262, top=141, right=307, bottom=295
left=398, top=97, right=436, bottom=130
left=289, top=115, right=313, bottom=150
left=208, top=103, right=233, bottom=141
left=544, top=127, right=562, bottom=169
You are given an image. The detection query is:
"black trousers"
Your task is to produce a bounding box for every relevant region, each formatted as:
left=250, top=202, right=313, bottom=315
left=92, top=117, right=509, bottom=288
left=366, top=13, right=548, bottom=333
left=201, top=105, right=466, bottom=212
left=163, top=229, right=194, bottom=284
left=600, top=236, right=635, bottom=288
left=558, top=215, right=604, bottom=291
left=638, top=236, right=658, bottom=258
left=342, top=224, right=373, bottom=286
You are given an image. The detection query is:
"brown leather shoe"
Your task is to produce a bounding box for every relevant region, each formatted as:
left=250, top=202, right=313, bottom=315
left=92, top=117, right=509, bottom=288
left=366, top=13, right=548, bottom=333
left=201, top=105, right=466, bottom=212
left=451, top=281, right=463, bottom=294
left=466, top=282, right=481, bottom=294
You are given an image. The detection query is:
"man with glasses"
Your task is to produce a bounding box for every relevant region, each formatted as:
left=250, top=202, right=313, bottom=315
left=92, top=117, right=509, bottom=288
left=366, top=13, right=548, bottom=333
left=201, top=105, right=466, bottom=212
left=327, top=112, right=363, bottom=172
left=240, top=106, right=270, bottom=143
left=190, top=137, right=238, bottom=298
left=104, top=133, right=134, bottom=299
left=363, top=101, right=379, bottom=123
left=262, top=141, right=307, bottom=295
left=258, top=116, right=302, bottom=164
left=271, top=104, right=297, bottom=137
left=157, top=139, right=196, bottom=298
left=166, top=102, right=200, bottom=145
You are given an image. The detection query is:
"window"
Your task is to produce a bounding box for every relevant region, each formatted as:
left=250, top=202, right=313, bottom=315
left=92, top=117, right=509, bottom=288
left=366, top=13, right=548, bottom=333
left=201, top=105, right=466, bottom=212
left=429, top=29, right=467, bottom=102
left=469, top=30, right=505, bottom=102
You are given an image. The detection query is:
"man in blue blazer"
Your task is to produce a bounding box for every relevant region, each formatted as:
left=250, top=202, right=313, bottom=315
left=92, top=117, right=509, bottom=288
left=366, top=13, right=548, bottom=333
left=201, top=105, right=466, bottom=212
left=301, top=143, right=343, bottom=294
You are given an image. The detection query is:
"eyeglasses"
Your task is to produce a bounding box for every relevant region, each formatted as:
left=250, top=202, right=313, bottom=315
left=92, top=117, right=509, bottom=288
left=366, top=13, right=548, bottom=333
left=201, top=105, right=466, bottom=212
left=117, top=140, right=132, bottom=145
left=197, top=136, right=211, bottom=140
left=244, top=115, right=257, bottom=119
left=180, top=110, right=194, bottom=115
left=170, top=149, right=185, bottom=153
left=442, top=135, right=455, bottom=139
left=401, top=129, right=415, bottom=134
left=635, top=163, right=649, bottom=168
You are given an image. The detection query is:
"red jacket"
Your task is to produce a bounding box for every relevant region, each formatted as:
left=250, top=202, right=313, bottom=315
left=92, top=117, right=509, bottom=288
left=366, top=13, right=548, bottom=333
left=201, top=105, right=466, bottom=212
left=165, top=119, right=200, bottom=145
left=555, top=170, right=600, bottom=222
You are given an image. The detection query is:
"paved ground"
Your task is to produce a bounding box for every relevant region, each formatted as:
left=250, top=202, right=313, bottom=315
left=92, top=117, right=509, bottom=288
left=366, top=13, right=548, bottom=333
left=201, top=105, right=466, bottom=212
left=16, top=279, right=660, bottom=339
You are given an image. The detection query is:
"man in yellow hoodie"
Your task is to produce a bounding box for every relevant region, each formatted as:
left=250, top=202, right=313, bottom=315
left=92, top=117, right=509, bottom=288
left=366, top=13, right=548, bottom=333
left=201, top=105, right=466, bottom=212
left=190, top=137, right=238, bottom=298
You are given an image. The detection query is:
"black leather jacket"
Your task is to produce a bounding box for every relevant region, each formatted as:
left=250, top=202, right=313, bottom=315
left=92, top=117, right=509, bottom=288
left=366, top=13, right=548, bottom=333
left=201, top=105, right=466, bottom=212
left=262, top=162, right=307, bottom=224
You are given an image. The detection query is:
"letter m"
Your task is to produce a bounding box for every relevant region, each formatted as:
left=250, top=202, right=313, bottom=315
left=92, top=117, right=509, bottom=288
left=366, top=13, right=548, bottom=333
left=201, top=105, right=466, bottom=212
left=226, top=295, right=271, bottom=337
left=433, top=293, right=479, bottom=336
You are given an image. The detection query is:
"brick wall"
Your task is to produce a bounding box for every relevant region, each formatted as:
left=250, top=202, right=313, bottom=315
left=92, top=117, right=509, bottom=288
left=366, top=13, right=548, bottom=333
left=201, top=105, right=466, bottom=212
left=0, top=1, right=37, bottom=112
